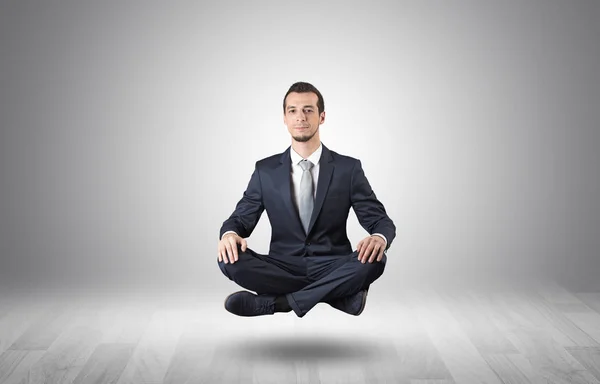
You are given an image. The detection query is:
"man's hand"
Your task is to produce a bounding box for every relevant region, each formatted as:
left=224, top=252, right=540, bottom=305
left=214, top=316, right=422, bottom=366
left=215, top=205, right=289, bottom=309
left=218, top=233, right=247, bottom=264
left=356, top=235, right=386, bottom=263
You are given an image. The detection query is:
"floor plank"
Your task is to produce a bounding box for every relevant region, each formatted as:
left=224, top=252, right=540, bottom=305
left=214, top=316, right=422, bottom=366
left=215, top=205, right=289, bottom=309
left=482, top=353, right=540, bottom=384
left=438, top=289, right=518, bottom=354
left=370, top=292, right=451, bottom=382
left=527, top=291, right=599, bottom=347
left=563, top=311, right=600, bottom=344
left=24, top=302, right=105, bottom=384
left=566, top=347, right=600, bottom=381
left=486, top=290, right=600, bottom=384
left=0, top=350, right=45, bottom=384
left=403, top=288, right=504, bottom=384
left=576, top=293, right=600, bottom=315
left=72, top=343, right=136, bottom=384
left=0, top=301, right=48, bottom=355
left=8, top=302, right=74, bottom=351
left=115, top=307, right=188, bottom=384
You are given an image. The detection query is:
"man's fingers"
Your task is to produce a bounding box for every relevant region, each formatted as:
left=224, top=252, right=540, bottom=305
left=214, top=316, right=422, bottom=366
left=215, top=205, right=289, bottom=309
left=371, top=244, right=382, bottom=263
left=369, top=244, right=377, bottom=262
left=361, top=241, right=370, bottom=261
left=234, top=239, right=240, bottom=262
left=223, top=247, right=231, bottom=263
left=360, top=242, right=371, bottom=263
left=368, top=246, right=379, bottom=263
left=224, top=243, right=233, bottom=263
left=227, top=238, right=238, bottom=262
left=366, top=247, right=375, bottom=263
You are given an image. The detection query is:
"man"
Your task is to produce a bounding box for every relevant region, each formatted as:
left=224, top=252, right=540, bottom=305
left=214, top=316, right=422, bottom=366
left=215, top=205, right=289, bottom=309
left=217, top=82, right=395, bottom=318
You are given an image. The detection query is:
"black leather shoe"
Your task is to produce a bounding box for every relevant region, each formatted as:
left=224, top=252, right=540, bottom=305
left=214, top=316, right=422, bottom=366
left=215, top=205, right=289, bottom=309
left=327, top=288, right=369, bottom=316
left=224, top=291, right=277, bottom=317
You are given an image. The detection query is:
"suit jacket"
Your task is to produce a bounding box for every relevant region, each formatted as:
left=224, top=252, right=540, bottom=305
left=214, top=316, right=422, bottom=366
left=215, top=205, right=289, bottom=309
left=219, top=143, right=396, bottom=257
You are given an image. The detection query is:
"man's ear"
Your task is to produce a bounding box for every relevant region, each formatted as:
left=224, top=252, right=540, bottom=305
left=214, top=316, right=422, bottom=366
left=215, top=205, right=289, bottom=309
left=320, top=111, right=326, bottom=124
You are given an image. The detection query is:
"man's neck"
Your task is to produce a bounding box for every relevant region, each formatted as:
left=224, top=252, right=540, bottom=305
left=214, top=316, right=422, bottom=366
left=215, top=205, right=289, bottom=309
left=291, top=137, right=320, bottom=159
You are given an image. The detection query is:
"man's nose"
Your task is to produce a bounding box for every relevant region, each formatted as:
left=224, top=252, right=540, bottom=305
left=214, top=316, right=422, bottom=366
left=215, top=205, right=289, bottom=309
left=296, top=111, right=306, bottom=121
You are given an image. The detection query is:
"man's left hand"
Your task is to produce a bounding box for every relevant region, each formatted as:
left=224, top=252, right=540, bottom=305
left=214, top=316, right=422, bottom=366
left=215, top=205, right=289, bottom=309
left=356, top=235, right=386, bottom=263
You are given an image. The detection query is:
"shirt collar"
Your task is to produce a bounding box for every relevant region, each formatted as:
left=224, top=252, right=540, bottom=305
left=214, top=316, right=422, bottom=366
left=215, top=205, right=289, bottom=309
left=290, top=142, right=322, bottom=167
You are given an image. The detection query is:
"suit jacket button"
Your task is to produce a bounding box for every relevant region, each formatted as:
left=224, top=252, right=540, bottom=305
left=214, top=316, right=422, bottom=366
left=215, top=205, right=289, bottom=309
left=305, top=242, right=311, bottom=246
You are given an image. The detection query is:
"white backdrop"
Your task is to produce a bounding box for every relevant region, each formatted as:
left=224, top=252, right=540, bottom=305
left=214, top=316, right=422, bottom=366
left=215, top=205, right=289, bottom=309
left=1, top=0, right=599, bottom=294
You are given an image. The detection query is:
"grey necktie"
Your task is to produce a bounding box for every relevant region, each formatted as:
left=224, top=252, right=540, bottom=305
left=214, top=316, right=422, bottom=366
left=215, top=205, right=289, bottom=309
left=298, top=159, right=315, bottom=234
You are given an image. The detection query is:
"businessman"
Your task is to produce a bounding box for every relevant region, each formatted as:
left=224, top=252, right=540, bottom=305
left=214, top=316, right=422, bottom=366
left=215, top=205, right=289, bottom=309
left=217, top=82, right=396, bottom=318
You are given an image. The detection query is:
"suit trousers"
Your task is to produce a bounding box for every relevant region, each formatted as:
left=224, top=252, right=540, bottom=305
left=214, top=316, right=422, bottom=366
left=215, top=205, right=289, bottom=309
left=217, top=245, right=386, bottom=317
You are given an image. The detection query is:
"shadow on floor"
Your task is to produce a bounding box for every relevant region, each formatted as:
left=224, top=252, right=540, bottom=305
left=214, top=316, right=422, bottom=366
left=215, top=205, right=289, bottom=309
left=225, top=335, right=395, bottom=363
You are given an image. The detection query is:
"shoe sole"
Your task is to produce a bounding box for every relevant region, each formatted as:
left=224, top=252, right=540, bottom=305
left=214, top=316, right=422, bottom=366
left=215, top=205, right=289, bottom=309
left=326, top=288, right=370, bottom=316
left=355, top=288, right=369, bottom=316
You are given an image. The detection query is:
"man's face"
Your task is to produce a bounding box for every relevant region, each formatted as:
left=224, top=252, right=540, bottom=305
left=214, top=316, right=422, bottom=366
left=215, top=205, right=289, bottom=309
left=283, top=92, right=325, bottom=143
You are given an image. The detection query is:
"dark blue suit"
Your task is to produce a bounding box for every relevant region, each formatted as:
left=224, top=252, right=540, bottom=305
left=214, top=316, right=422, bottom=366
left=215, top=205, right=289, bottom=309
left=218, top=143, right=396, bottom=317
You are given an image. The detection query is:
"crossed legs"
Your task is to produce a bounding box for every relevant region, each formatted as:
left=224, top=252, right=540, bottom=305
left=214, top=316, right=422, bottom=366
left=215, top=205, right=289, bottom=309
left=217, top=245, right=386, bottom=317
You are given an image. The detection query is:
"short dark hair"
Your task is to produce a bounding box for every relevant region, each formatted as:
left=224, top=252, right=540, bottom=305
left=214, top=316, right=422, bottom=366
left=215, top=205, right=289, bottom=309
left=283, top=82, right=325, bottom=114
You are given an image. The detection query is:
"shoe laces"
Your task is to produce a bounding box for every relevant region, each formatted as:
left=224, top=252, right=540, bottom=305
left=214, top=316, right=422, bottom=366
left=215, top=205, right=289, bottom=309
left=256, top=295, right=275, bottom=314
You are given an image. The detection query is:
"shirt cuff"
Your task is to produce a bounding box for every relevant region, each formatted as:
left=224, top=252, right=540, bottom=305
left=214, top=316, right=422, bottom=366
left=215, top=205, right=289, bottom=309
left=221, top=231, right=238, bottom=240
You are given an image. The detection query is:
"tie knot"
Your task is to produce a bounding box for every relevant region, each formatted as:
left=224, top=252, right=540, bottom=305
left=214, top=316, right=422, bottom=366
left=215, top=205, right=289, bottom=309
left=299, top=159, right=314, bottom=171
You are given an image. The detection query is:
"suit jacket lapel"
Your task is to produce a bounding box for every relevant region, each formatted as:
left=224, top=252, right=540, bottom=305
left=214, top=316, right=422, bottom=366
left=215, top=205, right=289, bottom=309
left=308, top=145, right=334, bottom=236
left=277, top=147, right=304, bottom=234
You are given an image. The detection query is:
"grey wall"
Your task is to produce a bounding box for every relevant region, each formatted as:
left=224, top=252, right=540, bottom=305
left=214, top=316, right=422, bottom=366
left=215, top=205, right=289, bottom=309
left=1, top=0, right=599, bottom=294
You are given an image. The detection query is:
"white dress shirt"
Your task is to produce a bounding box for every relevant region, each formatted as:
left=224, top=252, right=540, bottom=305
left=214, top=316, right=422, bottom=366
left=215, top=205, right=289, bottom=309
left=222, top=142, right=388, bottom=248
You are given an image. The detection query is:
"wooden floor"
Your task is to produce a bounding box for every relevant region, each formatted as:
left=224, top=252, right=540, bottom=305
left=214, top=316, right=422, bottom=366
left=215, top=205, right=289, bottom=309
left=1, top=281, right=600, bottom=384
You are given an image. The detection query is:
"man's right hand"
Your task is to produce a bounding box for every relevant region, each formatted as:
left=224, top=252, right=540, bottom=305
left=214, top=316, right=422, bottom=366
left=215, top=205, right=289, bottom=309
left=218, top=233, right=247, bottom=264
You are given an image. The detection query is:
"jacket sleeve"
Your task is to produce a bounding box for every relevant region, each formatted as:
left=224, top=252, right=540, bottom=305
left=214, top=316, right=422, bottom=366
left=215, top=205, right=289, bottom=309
left=219, top=162, right=265, bottom=239
left=350, top=159, right=396, bottom=251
